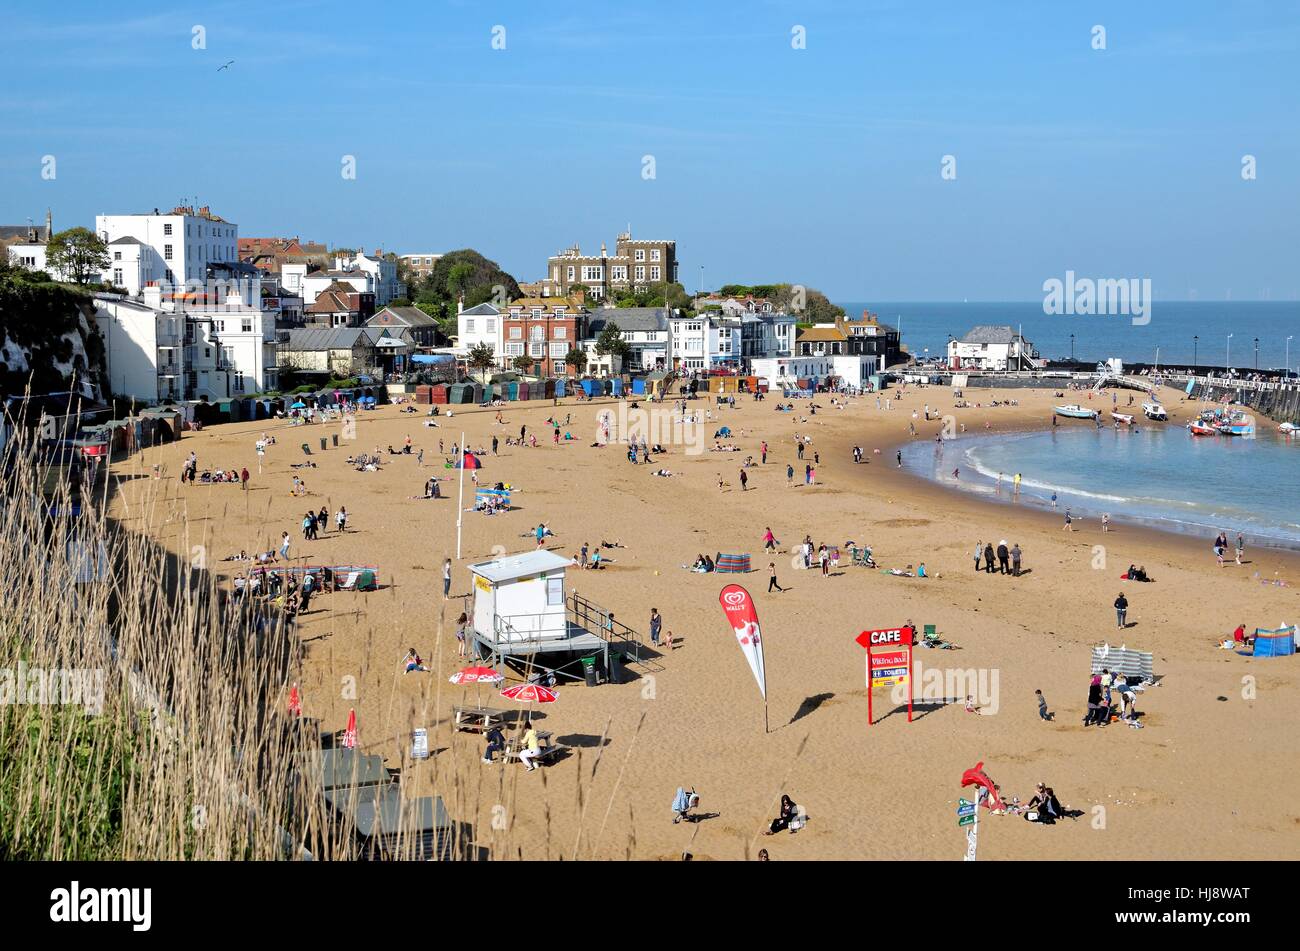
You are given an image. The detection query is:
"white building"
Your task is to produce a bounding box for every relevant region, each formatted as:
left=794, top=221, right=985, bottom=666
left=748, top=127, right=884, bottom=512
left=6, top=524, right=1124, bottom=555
left=455, top=301, right=503, bottom=358
left=94, top=297, right=187, bottom=404
left=95, top=205, right=238, bottom=291
left=586, top=307, right=669, bottom=371
left=947, top=325, right=1042, bottom=371
left=750, top=355, right=835, bottom=389
left=333, top=251, right=404, bottom=306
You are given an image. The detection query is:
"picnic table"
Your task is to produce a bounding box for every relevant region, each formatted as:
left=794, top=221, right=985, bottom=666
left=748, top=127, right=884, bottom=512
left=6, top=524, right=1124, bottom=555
left=501, top=731, right=568, bottom=766
left=453, top=705, right=512, bottom=733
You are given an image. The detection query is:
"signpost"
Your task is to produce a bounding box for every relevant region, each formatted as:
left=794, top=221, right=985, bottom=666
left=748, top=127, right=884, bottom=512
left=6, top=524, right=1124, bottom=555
left=411, top=727, right=429, bottom=760
left=855, top=626, right=915, bottom=725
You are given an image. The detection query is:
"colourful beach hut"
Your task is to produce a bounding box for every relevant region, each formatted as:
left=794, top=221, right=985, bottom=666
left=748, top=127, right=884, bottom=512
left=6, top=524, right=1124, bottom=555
left=611, top=377, right=625, bottom=397
left=506, top=381, right=520, bottom=401
left=517, top=381, right=531, bottom=401
left=542, top=379, right=555, bottom=399
left=430, top=383, right=449, bottom=405
left=449, top=382, right=474, bottom=404
left=470, top=382, right=484, bottom=404
left=555, top=378, right=567, bottom=398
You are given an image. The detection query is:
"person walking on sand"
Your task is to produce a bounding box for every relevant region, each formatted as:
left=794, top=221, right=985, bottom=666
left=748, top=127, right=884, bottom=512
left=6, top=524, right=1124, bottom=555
left=973, top=541, right=983, bottom=572
left=1011, top=542, right=1022, bottom=576
left=443, top=558, right=452, bottom=599
left=983, top=542, right=995, bottom=573
left=1235, top=533, right=1245, bottom=565
left=786, top=463, right=794, bottom=486
left=1114, top=592, right=1129, bottom=628
left=996, top=540, right=1010, bottom=574
left=336, top=506, right=348, bottom=532
left=241, top=467, right=249, bottom=491
left=1101, top=513, right=1109, bottom=533
left=896, top=450, right=903, bottom=467
left=280, top=532, right=291, bottom=561
left=768, top=561, right=784, bottom=593
left=1014, top=472, right=1022, bottom=495
left=760, top=440, right=768, bottom=464
left=1050, top=492, right=1058, bottom=509
left=649, top=608, right=662, bottom=647
left=1062, top=509, right=1074, bottom=531
left=740, top=468, right=748, bottom=491
left=762, top=527, right=777, bottom=552
left=1036, top=689, right=1054, bottom=721
left=819, top=544, right=830, bottom=576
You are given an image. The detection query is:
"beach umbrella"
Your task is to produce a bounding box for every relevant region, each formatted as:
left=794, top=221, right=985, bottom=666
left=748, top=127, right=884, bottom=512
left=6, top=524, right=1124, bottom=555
left=288, top=682, right=302, bottom=717
left=290, top=401, right=307, bottom=409
left=342, top=708, right=357, bottom=749
left=500, top=683, right=558, bottom=704
left=449, top=666, right=504, bottom=685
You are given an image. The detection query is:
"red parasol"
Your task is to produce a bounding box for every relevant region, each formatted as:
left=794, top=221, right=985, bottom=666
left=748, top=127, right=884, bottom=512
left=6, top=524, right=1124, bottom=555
left=449, top=666, right=504, bottom=685
left=288, top=682, right=302, bottom=717
left=500, top=683, right=558, bottom=704
left=342, top=708, right=358, bottom=749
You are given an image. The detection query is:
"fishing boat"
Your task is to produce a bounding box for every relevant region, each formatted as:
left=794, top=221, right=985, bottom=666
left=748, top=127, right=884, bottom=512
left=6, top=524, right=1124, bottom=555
left=1111, top=412, right=1135, bottom=426
left=1187, top=420, right=1218, bottom=436
left=1279, top=422, right=1300, bottom=436
left=1141, top=402, right=1168, bottom=421
left=1215, top=412, right=1254, bottom=437
left=1055, top=404, right=1099, bottom=420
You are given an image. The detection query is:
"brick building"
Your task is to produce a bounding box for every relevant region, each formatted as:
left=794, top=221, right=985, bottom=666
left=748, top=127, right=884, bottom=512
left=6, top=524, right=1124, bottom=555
left=540, top=230, right=677, bottom=300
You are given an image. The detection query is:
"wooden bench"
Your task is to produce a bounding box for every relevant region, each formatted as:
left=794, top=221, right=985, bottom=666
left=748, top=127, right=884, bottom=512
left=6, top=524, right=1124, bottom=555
left=453, top=706, right=511, bottom=733
left=501, top=732, right=568, bottom=766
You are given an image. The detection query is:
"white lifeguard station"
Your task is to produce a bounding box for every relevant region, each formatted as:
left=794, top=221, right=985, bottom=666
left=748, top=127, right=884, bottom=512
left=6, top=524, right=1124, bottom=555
left=467, top=550, right=649, bottom=683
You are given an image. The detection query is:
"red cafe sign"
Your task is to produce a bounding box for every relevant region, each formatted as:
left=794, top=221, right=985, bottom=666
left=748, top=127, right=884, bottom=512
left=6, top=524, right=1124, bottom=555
left=855, top=626, right=915, bottom=725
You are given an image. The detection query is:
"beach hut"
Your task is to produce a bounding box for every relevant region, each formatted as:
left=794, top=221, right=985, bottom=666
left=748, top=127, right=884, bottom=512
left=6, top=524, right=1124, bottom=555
left=448, top=382, right=473, bottom=404
left=470, top=382, right=484, bottom=404
left=631, top=378, right=646, bottom=396
left=504, top=381, right=519, bottom=401
left=415, top=385, right=432, bottom=405
left=554, top=378, right=566, bottom=398
left=542, top=379, right=555, bottom=399
left=611, top=377, right=625, bottom=397
left=517, top=381, right=530, bottom=401
left=430, top=383, right=449, bottom=405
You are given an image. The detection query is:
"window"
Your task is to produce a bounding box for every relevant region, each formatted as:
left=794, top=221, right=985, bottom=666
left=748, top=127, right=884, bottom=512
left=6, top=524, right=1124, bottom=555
left=242, top=319, right=253, bottom=333
left=465, top=319, right=475, bottom=334
left=650, top=266, right=661, bottom=281
left=530, top=326, right=544, bottom=341
left=634, top=249, right=645, bottom=262
left=530, top=342, right=544, bottom=358
left=509, top=327, right=522, bottom=340
left=485, top=318, right=495, bottom=333
left=635, top=266, right=645, bottom=281
left=582, top=266, right=603, bottom=282
left=611, top=266, right=627, bottom=281
left=164, top=223, right=173, bottom=236
left=566, top=266, right=575, bottom=281
left=553, top=326, right=567, bottom=340
left=550, top=342, right=566, bottom=358
left=505, top=342, right=524, bottom=356
left=546, top=576, right=564, bottom=606
left=531, top=308, right=543, bottom=318
left=164, top=244, right=173, bottom=260
left=651, top=249, right=661, bottom=262
left=113, top=251, right=122, bottom=261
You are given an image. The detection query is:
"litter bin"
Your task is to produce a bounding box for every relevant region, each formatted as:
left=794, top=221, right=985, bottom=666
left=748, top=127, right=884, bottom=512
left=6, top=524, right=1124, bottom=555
left=581, top=656, right=598, bottom=687
left=320, top=438, right=327, bottom=451
left=331, top=434, right=339, bottom=447
left=606, top=649, right=622, bottom=685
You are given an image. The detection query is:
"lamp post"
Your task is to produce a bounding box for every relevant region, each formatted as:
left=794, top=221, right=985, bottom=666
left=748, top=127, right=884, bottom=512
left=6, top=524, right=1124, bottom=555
left=1193, top=335, right=1198, bottom=368
left=1226, top=333, right=1233, bottom=371
left=1069, top=333, right=1075, bottom=361
left=1254, top=337, right=1259, bottom=370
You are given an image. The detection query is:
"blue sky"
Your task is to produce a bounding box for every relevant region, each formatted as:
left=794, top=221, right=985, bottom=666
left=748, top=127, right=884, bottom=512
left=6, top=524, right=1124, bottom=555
left=2, top=0, right=1297, bottom=300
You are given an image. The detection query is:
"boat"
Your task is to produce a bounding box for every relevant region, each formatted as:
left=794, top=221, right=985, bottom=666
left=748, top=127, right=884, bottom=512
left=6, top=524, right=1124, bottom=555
left=1280, top=422, right=1300, bottom=436
left=1215, top=412, right=1254, bottom=437
left=1111, top=412, right=1135, bottom=426
left=1055, top=404, right=1099, bottom=420
left=1141, top=402, right=1168, bottom=421
left=1187, top=421, right=1218, bottom=436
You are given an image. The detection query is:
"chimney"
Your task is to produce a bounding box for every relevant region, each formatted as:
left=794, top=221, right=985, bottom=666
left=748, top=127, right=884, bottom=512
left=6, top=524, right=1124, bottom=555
left=45, top=209, right=52, bottom=242
left=600, top=242, right=607, bottom=258
left=457, top=295, right=464, bottom=316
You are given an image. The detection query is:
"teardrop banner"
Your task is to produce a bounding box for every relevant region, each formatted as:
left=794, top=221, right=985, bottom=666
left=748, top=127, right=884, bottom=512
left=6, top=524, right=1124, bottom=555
left=718, top=583, right=769, bottom=733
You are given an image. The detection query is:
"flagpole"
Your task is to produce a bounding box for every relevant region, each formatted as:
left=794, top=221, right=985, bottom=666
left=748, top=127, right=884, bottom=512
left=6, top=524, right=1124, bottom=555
left=456, top=430, right=465, bottom=559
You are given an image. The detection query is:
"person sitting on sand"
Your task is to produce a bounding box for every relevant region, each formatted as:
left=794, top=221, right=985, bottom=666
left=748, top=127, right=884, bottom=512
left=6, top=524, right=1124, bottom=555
left=589, top=550, right=603, bottom=570
left=1233, top=623, right=1254, bottom=647
left=764, top=794, right=801, bottom=835
left=1023, top=784, right=1067, bottom=823
left=672, top=786, right=699, bottom=824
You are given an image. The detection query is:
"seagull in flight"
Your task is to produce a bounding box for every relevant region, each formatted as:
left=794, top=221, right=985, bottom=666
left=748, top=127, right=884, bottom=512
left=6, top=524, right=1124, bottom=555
left=217, top=60, right=235, bottom=71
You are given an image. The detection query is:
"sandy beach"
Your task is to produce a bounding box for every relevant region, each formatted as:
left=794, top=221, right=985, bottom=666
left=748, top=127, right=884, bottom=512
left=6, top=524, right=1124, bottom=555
left=107, top=384, right=1300, bottom=861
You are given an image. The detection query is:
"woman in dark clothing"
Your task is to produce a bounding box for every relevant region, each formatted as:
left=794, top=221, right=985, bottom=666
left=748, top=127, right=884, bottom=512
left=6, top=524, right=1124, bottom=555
left=983, top=543, right=996, bottom=573
left=1084, top=676, right=1102, bottom=726
left=765, top=794, right=799, bottom=835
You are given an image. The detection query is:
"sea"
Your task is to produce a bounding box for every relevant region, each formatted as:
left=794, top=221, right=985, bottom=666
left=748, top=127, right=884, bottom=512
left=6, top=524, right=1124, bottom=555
left=898, top=424, right=1300, bottom=550
left=834, top=301, right=1300, bottom=371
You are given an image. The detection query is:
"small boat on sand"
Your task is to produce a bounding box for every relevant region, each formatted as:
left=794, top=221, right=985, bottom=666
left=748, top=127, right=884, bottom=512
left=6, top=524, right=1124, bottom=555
left=1055, top=404, right=1099, bottom=420
left=1188, top=420, right=1218, bottom=436
left=1216, top=413, right=1254, bottom=437
left=1141, top=402, right=1168, bottom=421
left=1111, top=412, right=1135, bottom=426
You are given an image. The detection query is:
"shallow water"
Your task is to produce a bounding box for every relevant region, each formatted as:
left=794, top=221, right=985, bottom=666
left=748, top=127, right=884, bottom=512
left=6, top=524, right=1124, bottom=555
left=899, top=423, right=1300, bottom=550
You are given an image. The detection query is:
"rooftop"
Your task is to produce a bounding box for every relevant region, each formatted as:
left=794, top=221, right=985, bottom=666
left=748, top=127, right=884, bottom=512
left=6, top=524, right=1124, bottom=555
left=469, top=549, right=571, bottom=584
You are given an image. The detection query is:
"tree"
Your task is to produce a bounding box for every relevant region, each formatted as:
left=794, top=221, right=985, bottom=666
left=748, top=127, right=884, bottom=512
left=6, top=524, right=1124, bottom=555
left=466, top=343, right=497, bottom=382
left=512, top=354, right=535, bottom=375
left=564, top=347, right=587, bottom=376
left=426, top=249, right=521, bottom=307
left=594, top=321, right=630, bottom=359
left=45, top=227, right=110, bottom=285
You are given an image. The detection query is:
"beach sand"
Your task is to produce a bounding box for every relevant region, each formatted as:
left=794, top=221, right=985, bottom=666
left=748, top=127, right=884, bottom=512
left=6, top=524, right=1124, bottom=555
left=108, top=383, right=1300, bottom=860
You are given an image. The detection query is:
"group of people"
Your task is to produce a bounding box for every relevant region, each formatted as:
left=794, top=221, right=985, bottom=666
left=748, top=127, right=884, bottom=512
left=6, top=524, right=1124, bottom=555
left=1213, top=531, right=1245, bottom=567
left=974, top=539, right=1022, bottom=576
left=1083, top=668, right=1141, bottom=728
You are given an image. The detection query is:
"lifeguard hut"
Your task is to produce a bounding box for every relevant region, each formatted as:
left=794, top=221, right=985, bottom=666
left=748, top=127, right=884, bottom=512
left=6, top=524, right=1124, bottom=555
left=467, top=550, right=649, bottom=683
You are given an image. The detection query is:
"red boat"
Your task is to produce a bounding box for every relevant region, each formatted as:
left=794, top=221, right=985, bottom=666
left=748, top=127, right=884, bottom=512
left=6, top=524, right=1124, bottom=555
left=1187, top=421, right=1217, bottom=436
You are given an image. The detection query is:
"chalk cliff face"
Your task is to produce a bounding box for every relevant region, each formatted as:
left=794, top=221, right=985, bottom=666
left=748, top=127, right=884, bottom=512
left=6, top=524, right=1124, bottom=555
left=0, top=274, right=105, bottom=402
